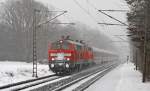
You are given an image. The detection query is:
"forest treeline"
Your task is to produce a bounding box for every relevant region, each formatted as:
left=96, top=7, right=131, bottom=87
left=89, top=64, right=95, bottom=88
left=0, top=0, right=116, bottom=62
left=125, top=0, right=150, bottom=81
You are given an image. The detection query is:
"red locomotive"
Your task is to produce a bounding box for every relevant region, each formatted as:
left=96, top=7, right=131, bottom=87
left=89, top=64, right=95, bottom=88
left=48, top=36, right=94, bottom=74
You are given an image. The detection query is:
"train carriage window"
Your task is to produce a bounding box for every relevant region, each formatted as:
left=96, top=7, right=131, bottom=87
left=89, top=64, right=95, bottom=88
left=51, top=41, right=70, bottom=49
left=51, top=42, right=61, bottom=49
left=76, top=45, right=83, bottom=50
left=62, top=41, right=69, bottom=49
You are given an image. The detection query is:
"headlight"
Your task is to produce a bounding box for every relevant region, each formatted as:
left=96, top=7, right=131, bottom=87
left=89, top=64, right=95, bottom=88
left=65, top=63, right=69, bottom=68
left=51, top=58, right=55, bottom=61
left=66, top=58, right=70, bottom=61
left=51, top=64, right=54, bottom=68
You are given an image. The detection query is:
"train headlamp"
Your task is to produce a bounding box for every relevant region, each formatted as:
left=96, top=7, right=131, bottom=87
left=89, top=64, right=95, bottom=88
left=60, top=40, right=63, bottom=43
left=65, top=63, right=69, bottom=68
left=51, top=64, right=54, bottom=68
left=51, top=58, right=55, bottom=61
left=66, top=58, right=70, bottom=61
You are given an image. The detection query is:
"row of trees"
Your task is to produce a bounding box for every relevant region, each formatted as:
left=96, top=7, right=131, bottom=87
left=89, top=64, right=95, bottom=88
left=0, top=0, right=116, bottom=62
left=125, top=0, right=150, bottom=82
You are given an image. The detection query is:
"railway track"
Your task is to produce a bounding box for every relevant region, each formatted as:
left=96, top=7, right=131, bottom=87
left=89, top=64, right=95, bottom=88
left=72, top=64, right=117, bottom=91
left=23, top=62, right=119, bottom=91
left=55, top=63, right=118, bottom=91
left=0, top=62, right=118, bottom=91
left=0, top=74, right=63, bottom=91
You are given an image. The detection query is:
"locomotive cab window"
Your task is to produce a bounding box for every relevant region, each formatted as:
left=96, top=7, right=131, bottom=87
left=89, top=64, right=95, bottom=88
left=51, top=41, right=70, bottom=50
left=61, top=41, right=70, bottom=49
left=51, top=42, right=61, bottom=49
left=76, top=45, right=82, bottom=50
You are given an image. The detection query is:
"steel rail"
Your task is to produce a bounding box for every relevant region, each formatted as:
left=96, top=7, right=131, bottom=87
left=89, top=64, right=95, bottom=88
left=0, top=74, right=58, bottom=90
left=1, top=63, right=118, bottom=91
left=73, top=64, right=118, bottom=91
left=11, top=76, right=61, bottom=91
left=54, top=63, right=118, bottom=91
left=28, top=62, right=117, bottom=91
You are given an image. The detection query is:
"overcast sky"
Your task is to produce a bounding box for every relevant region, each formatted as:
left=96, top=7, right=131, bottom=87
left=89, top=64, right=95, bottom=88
left=0, top=0, right=129, bottom=38
left=36, top=0, right=129, bottom=35
left=0, top=0, right=130, bottom=56
left=36, top=0, right=130, bottom=55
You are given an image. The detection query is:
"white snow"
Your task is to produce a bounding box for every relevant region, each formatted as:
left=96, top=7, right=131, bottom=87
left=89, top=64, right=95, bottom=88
left=62, top=67, right=110, bottom=91
left=85, top=62, right=150, bottom=91
left=0, top=61, right=54, bottom=86
left=23, top=76, right=71, bottom=91
left=1, top=61, right=150, bottom=91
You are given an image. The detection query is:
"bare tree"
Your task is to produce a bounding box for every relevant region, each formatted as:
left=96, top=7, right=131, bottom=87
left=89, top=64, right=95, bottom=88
left=1, top=0, right=54, bottom=61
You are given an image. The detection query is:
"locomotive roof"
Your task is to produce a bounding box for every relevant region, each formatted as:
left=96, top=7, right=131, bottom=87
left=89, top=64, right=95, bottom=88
left=67, top=40, right=85, bottom=46
left=92, top=47, right=118, bottom=56
left=51, top=39, right=87, bottom=47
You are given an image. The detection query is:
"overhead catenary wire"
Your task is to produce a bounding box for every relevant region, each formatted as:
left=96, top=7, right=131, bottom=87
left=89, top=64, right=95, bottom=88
left=86, top=0, right=108, bottom=28
left=73, top=0, right=128, bottom=40
left=87, top=1, right=128, bottom=26
left=49, top=6, right=76, bottom=25
left=37, top=11, right=67, bottom=26
left=87, top=1, right=129, bottom=49
left=98, top=23, right=127, bottom=26
left=98, top=10, right=128, bottom=12
left=74, top=0, right=129, bottom=54
left=72, top=0, right=99, bottom=24
left=72, top=0, right=110, bottom=32
left=98, top=10, right=128, bottom=26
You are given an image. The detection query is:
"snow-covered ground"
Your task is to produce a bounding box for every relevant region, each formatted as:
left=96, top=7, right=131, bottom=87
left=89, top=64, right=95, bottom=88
left=0, top=61, right=54, bottom=86
left=1, top=61, right=150, bottom=91
left=85, top=62, right=150, bottom=91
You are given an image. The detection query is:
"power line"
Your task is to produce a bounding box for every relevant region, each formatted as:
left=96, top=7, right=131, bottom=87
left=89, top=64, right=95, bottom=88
left=72, top=0, right=99, bottom=23
left=49, top=6, right=76, bottom=25
left=49, top=22, right=75, bottom=25
left=98, top=23, right=127, bottom=26
left=99, top=10, right=128, bottom=12
left=114, top=35, right=130, bottom=36
left=72, top=0, right=109, bottom=31
left=111, top=41, right=129, bottom=42
left=38, top=11, right=67, bottom=26
left=98, top=10, right=128, bottom=26
left=87, top=1, right=128, bottom=26
left=86, top=0, right=107, bottom=28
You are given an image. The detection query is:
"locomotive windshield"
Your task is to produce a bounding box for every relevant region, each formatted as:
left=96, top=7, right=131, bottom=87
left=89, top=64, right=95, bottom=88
left=51, top=41, right=70, bottom=50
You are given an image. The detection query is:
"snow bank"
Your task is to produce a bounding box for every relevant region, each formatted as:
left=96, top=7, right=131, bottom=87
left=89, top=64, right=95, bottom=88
left=0, top=61, right=54, bottom=86
left=85, top=62, right=150, bottom=91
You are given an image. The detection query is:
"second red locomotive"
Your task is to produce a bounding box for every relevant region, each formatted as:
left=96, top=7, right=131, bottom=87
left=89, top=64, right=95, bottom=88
left=48, top=36, right=94, bottom=74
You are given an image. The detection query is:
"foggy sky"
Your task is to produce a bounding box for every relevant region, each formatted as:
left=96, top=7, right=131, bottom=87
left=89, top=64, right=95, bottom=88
left=0, top=0, right=130, bottom=56
left=36, top=0, right=130, bottom=52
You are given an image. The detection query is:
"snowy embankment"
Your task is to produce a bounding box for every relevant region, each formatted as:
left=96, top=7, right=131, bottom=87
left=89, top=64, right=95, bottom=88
left=85, top=62, right=150, bottom=91
left=0, top=61, right=54, bottom=86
